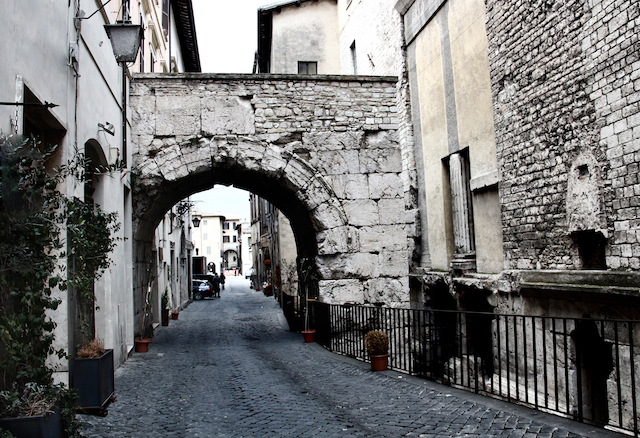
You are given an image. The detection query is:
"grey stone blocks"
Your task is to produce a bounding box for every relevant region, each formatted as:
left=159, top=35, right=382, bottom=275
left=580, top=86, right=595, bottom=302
left=130, top=74, right=413, bottom=304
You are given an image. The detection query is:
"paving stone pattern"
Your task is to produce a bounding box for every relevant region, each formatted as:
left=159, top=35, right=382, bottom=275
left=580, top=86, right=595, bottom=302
left=81, top=278, right=623, bottom=437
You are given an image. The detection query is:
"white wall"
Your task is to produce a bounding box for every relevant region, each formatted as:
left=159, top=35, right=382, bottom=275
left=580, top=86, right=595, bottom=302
left=270, top=0, right=340, bottom=74
left=0, top=0, right=135, bottom=378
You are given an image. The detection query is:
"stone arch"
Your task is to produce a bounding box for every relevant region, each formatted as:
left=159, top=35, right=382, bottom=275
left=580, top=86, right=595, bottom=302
left=133, top=135, right=348, bottom=259
left=130, top=74, right=415, bottom=336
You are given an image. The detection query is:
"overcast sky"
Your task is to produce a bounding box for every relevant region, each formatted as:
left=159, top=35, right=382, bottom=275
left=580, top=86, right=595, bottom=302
left=191, top=0, right=273, bottom=74
left=189, top=0, right=273, bottom=220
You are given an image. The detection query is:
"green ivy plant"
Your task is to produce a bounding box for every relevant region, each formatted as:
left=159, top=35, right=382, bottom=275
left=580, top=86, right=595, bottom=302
left=67, top=197, right=120, bottom=349
left=0, top=137, right=65, bottom=391
left=0, top=135, right=119, bottom=436
left=0, top=135, right=80, bottom=436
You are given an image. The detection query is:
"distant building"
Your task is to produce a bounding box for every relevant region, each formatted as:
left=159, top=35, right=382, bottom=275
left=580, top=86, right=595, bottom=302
left=191, top=211, right=225, bottom=274
left=239, top=220, right=253, bottom=278
left=256, top=0, right=340, bottom=74
left=222, top=217, right=242, bottom=274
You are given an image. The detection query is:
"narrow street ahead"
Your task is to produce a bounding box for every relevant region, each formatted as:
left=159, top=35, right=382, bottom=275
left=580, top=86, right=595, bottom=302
left=81, top=277, right=624, bottom=437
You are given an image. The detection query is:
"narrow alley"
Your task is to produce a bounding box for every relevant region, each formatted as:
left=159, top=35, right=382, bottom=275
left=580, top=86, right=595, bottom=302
left=80, top=277, right=625, bottom=438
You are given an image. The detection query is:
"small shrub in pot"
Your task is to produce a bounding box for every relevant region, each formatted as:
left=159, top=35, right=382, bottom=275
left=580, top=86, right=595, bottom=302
left=365, top=331, right=389, bottom=356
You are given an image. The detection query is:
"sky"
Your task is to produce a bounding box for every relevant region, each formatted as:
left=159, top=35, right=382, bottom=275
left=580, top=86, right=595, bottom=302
left=191, top=0, right=273, bottom=73
left=189, top=0, right=274, bottom=221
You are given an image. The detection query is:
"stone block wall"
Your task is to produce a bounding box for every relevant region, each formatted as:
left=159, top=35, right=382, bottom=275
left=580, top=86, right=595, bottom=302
left=486, top=0, right=640, bottom=270
left=338, top=0, right=419, bottom=268
left=130, top=74, right=416, bottom=306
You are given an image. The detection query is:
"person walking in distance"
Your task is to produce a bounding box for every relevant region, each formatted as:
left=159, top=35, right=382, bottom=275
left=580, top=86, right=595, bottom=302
left=212, top=273, right=221, bottom=297
left=220, top=272, right=226, bottom=290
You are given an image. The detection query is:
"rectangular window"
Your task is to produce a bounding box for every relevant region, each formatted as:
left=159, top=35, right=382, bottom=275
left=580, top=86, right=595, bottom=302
left=206, top=246, right=211, bottom=255
left=162, top=0, right=170, bottom=37
left=139, top=14, right=145, bottom=72
left=350, top=41, right=357, bottom=75
left=298, top=61, right=317, bottom=75
left=203, top=233, right=208, bottom=240
left=223, top=236, right=230, bottom=243
left=203, top=219, right=208, bottom=226
left=223, top=222, right=229, bottom=230
left=233, top=236, right=237, bottom=243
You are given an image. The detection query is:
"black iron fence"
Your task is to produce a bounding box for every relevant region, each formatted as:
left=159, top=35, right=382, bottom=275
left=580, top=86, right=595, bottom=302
left=312, top=302, right=640, bottom=436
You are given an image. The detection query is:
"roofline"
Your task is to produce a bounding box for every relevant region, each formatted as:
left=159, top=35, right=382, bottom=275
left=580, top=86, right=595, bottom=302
left=258, top=0, right=337, bottom=13
left=171, top=0, right=201, bottom=72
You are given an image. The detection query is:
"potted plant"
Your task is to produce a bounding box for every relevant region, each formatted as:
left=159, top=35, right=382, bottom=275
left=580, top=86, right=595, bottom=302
left=0, top=383, right=65, bottom=438
left=171, top=309, right=180, bottom=320
left=65, top=195, right=120, bottom=412
left=365, top=330, right=389, bottom=371
left=71, top=339, right=114, bottom=412
left=135, top=283, right=153, bottom=352
left=134, top=337, right=151, bottom=353
left=161, top=289, right=170, bottom=326
left=0, top=136, right=81, bottom=437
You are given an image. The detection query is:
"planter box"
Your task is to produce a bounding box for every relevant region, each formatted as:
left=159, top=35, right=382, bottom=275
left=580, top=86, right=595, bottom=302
left=72, top=349, right=114, bottom=409
left=161, top=308, right=169, bottom=326
left=0, top=405, right=61, bottom=438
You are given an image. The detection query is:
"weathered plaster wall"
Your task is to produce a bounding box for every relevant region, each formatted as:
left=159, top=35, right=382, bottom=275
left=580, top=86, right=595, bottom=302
left=0, top=1, right=134, bottom=377
left=401, top=0, right=503, bottom=273
left=130, top=73, right=416, bottom=311
left=270, top=0, right=340, bottom=74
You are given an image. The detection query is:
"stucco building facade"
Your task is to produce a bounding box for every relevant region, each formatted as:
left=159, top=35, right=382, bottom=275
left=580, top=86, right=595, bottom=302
left=256, top=0, right=640, bottom=313
left=252, top=0, right=640, bottom=428
left=0, top=0, right=199, bottom=384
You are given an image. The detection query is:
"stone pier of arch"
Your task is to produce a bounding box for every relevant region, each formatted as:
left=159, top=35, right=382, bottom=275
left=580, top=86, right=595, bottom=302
left=130, top=73, right=418, bottom=333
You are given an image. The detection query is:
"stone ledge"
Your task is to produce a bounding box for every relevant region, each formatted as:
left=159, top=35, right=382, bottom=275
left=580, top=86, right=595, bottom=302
left=519, top=269, right=640, bottom=288
left=518, top=270, right=640, bottom=304
left=470, top=170, right=500, bottom=192
left=133, top=72, right=399, bottom=83
left=412, top=269, right=640, bottom=304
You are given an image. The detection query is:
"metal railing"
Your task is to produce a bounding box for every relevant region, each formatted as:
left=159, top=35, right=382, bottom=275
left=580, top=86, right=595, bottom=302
left=312, top=302, right=640, bottom=436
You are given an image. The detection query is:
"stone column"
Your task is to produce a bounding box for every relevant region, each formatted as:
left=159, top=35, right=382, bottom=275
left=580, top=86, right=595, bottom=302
left=449, top=152, right=476, bottom=270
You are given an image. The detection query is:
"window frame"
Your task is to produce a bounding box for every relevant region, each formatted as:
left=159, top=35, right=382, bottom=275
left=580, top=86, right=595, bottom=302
left=298, top=61, right=318, bottom=75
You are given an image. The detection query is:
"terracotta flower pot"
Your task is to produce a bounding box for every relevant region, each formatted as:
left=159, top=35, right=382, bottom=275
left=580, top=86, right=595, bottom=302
left=302, top=329, right=316, bottom=343
left=171, top=312, right=179, bottom=320
left=370, top=354, right=388, bottom=371
left=134, top=337, right=151, bottom=353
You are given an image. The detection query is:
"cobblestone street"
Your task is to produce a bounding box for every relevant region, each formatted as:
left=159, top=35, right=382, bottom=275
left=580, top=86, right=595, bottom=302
left=80, top=277, right=625, bottom=437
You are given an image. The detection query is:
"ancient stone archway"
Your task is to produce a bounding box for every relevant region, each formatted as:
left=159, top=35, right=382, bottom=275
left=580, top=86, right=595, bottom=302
left=130, top=73, right=415, bottom=332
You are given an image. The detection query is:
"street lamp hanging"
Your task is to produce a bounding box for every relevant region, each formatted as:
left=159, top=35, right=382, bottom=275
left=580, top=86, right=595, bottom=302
left=192, top=217, right=201, bottom=228
left=103, top=5, right=142, bottom=168
left=104, top=21, right=143, bottom=63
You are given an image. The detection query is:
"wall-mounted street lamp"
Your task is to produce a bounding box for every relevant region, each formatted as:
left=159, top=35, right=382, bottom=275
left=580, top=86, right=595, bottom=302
left=192, top=216, right=201, bottom=228
left=104, top=21, right=143, bottom=63
left=104, top=5, right=142, bottom=167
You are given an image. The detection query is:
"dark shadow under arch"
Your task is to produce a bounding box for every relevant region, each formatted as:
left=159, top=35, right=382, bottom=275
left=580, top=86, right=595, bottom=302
left=134, top=163, right=320, bottom=261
